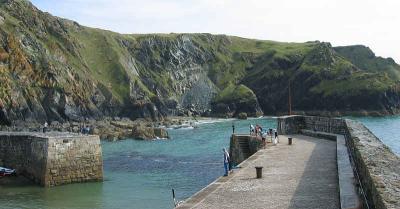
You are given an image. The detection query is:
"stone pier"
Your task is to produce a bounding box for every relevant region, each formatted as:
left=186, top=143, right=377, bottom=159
left=176, top=115, right=400, bottom=209
left=177, top=135, right=340, bottom=209
left=0, top=132, right=103, bottom=187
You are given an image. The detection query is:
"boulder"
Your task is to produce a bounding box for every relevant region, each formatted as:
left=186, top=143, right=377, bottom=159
left=154, top=128, right=169, bottom=139
left=131, top=125, right=169, bottom=140
left=237, top=112, right=248, bottom=120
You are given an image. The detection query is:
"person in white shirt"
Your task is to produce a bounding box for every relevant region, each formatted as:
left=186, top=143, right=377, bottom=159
left=43, top=121, right=48, bottom=133
left=274, top=129, right=279, bottom=143
left=250, top=124, right=255, bottom=135
left=262, top=131, right=268, bottom=148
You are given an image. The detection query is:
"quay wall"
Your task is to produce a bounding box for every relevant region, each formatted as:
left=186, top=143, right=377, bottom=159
left=277, top=115, right=347, bottom=135
left=0, top=134, right=48, bottom=185
left=229, top=134, right=262, bottom=165
left=0, top=132, right=103, bottom=187
left=277, top=115, right=400, bottom=209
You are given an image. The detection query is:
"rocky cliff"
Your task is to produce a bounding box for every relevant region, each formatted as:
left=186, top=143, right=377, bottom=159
left=0, top=0, right=399, bottom=125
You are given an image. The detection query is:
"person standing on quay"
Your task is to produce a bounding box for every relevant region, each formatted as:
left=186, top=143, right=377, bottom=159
left=274, top=129, right=279, bottom=143
left=43, top=121, right=48, bottom=133
left=250, top=124, right=255, bottom=135
left=223, top=148, right=230, bottom=176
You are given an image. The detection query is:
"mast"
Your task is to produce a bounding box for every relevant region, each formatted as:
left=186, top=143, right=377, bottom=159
left=288, top=81, right=292, bottom=115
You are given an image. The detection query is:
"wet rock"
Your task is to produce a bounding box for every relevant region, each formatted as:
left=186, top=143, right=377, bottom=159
left=131, top=124, right=169, bottom=140
left=154, top=128, right=169, bottom=139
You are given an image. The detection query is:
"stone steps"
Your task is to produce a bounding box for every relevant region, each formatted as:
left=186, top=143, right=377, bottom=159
left=238, top=138, right=251, bottom=158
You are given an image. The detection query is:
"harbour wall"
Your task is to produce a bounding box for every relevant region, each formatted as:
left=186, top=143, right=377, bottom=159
left=229, top=134, right=262, bottom=165
left=0, top=132, right=103, bottom=187
left=277, top=115, right=400, bottom=209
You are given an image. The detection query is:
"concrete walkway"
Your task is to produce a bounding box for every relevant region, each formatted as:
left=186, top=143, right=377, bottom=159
left=176, top=135, right=339, bottom=209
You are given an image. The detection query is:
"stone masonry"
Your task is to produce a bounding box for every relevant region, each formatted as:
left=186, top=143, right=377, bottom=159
left=277, top=115, right=400, bottom=209
left=229, top=134, right=263, bottom=166
left=0, top=132, right=103, bottom=187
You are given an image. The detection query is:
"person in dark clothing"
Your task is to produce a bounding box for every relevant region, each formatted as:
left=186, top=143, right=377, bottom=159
left=43, top=121, right=48, bottom=133
left=223, top=148, right=230, bottom=176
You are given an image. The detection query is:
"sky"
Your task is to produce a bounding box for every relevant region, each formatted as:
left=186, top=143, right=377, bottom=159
left=30, top=0, right=400, bottom=63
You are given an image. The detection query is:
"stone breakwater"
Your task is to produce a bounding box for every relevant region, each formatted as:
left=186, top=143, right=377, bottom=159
left=277, top=115, right=400, bottom=209
left=0, top=132, right=103, bottom=187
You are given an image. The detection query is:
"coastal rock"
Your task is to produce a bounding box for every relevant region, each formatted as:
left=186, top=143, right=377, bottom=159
left=0, top=105, right=11, bottom=126
left=153, top=128, right=169, bottom=139
left=0, top=1, right=399, bottom=125
left=211, top=84, right=263, bottom=117
left=237, top=112, right=248, bottom=120
left=131, top=125, right=169, bottom=140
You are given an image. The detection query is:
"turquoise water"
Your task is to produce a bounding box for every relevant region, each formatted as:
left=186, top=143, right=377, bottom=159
left=0, top=118, right=276, bottom=209
left=351, top=116, right=400, bottom=155
left=1, top=116, right=398, bottom=209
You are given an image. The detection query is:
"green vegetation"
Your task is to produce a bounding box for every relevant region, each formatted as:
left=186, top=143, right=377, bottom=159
left=70, top=28, right=132, bottom=102
left=334, top=45, right=400, bottom=79
left=214, top=84, right=257, bottom=103
left=1, top=0, right=400, bottom=120
left=311, top=72, right=395, bottom=97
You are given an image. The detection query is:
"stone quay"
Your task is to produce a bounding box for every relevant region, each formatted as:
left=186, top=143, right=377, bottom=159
left=0, top=132, right=103, bottom=187
left=177, top=115, right=399, bottom=209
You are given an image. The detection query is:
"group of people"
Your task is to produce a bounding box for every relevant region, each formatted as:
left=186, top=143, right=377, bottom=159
left=223, top=124, right=281, bottom=176
left=250, top=124, right=279, bottom=148
left=250, top=124, right=263, bottom=136
left=81, top=125, right=91, bottom=135
left=42, top=121, right=91, bottom=135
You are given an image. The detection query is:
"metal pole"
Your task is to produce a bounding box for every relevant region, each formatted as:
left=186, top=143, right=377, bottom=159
left=172, top=189, right=176, bottom=206
left=288, top=81, right=292, bottom=115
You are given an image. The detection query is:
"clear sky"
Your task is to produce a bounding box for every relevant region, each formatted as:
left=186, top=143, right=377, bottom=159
left=30, top=0, right=399, bottom=63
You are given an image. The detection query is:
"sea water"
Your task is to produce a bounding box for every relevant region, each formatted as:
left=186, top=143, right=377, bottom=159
left=0, top=116, right=398, bottom=209
left=350, top=116, right=400, bottom=155
left=0, top=117, right=275, bottom=209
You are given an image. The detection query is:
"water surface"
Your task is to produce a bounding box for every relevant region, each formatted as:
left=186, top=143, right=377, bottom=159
left=351, top=116, right=400, bottom=155
left=0, top=118, right=276, bottom=209
left=1, top=116, right=398, bottom=209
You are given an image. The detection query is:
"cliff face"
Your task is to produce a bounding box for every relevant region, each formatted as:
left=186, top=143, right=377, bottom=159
left=0, top=0, right=400, bottom=124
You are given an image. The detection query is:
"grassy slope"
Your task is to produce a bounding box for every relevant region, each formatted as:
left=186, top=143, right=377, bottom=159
left=1, top=0, right=400, bottom=116
left=70, top=28, right=132, bottom=102
left=307, top=45, right=400, bottom=98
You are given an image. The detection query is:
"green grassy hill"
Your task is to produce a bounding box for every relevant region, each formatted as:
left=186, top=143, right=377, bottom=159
left=0, top=0, right=399, bottom=124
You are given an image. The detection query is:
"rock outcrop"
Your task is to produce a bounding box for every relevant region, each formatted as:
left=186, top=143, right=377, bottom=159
left=132, top=125, right=169, bottom=140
